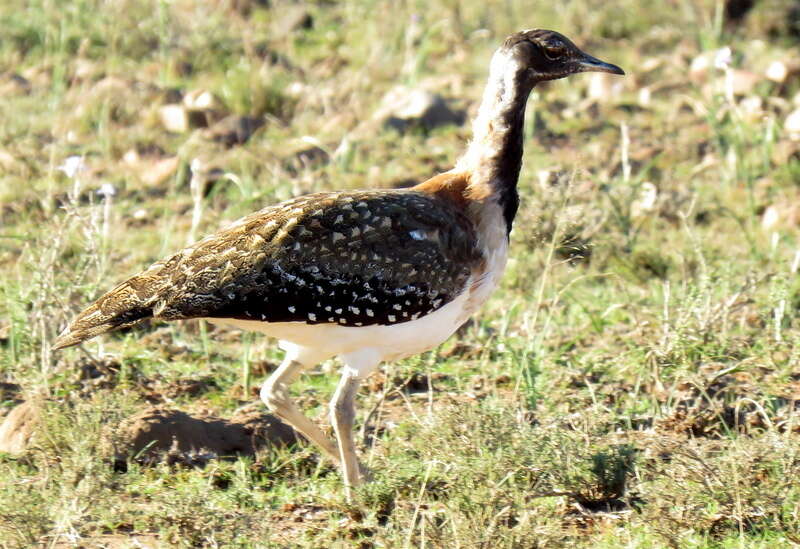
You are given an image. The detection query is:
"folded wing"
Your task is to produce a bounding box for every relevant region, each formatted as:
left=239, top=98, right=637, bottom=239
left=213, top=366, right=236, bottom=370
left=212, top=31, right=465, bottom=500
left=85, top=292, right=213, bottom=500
left=53, top=189, right=482, bottom=349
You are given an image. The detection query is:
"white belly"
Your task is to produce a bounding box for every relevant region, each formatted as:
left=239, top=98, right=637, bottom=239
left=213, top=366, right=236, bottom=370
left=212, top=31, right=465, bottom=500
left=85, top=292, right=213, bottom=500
left=208, top=290, right=472, bottom=365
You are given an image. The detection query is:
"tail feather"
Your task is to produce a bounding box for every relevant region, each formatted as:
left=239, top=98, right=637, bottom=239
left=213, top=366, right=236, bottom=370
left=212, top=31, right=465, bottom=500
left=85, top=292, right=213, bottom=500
left=52, top=278, right=157, bottom=350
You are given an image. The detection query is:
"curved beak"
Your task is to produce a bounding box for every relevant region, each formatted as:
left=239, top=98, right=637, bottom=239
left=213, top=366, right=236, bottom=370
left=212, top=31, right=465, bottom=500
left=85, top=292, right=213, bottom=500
left=576, top=53, right=625, bottom=75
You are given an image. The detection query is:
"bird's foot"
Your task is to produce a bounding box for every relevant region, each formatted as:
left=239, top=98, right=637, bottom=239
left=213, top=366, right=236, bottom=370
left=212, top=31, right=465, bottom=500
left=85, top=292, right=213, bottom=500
left=358, top=461, right=374, bottom=483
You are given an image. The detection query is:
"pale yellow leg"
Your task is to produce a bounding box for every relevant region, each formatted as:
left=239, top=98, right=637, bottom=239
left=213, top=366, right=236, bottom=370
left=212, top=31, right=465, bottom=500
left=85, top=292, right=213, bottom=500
left=261, top=354, right=339, bottom=462
left=330, top=371, right=362, bottom=498
left=330, top=350, right=381, bottom=501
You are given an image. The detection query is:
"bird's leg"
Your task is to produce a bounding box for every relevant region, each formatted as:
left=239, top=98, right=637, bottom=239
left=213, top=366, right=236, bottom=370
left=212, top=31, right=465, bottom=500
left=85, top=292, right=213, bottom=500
left=261, top=354, right=340, bottom=462
left=330, top=370, right=362, bottom=497
left=330, top=352, right=380, bottom=500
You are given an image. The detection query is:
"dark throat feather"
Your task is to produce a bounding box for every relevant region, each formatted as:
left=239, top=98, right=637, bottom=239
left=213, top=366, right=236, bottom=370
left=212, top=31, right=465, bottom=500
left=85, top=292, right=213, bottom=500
left=457, top=53, right=534, bottom=234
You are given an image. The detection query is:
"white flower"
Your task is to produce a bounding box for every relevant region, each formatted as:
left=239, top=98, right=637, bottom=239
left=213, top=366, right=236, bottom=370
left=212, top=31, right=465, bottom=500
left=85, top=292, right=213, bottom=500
left=631, top=182, right=658, bottom=218
left=58, top=155, right=86, bottom=179
left=97, top=182, right=116, bottom=197
left=714, top=46, right=732, bottom=70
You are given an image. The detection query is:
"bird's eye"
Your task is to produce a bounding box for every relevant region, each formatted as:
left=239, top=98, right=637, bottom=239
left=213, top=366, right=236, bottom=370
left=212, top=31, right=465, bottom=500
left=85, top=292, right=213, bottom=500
left=543, top=43, right=566, bottom=60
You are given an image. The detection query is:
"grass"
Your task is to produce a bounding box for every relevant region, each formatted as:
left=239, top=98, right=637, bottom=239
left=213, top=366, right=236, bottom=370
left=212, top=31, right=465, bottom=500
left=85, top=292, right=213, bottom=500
left=2, top=0, right=800, bottom=546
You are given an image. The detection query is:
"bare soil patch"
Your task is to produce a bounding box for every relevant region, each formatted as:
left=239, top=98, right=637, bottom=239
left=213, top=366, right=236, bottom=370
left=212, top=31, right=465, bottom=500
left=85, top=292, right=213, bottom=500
left=0, top=400, right=39, bottom=454
left=113, top=405, right=298, bottom=466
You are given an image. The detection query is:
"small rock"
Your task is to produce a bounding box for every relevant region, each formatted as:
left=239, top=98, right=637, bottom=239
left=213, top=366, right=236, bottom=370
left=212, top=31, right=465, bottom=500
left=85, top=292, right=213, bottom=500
left=159, top=104, right=189, bottom=133
left=689, top=52, right=713, bottom=82
left=785, top=109, right=800, bottom=140
left=182, top=90, right=225, bottom=128
left=202, top=115, right=265, bottom=147
left=141, top=156, right=180, bottom=187
left=376, top=86, right=464, bottom=132
left=640, top=57, right=662, bottom=73
left=0, top=149, right=21, bottom=171
left=183, top=89, right=220, bottom=111
left=21, top=66, right=51, bottom=90
left=286, top=143, right=330, bottom=172
left=122, top=148, right=140, bottom=165
left=0, top=401, right=39, bottom=455
left=771, top=140, right=800, bottom=164
left=739, top=95, right=764, bottom=122
left=728, top=69, right=763, bottom=95
left=766, top=60, right=789, bottom=83
left=73, top=58, right=98, bottom=81
left=689, top=49, right=764, bottom=95
left=0, top=72, right=31, bottom=96
left=762, top=202, right=800, bottom=231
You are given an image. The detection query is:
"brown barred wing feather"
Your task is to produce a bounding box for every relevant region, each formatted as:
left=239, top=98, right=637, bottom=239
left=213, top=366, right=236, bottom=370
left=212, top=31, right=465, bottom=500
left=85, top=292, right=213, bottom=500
left=162, top=190, right=482, bottom=326
left=53, top=190, right=481, bottom=349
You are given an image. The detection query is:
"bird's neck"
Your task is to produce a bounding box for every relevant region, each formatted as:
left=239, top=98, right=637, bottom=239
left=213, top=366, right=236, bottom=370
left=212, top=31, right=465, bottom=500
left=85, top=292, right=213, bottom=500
left=457, top=53, right=535, bottom=234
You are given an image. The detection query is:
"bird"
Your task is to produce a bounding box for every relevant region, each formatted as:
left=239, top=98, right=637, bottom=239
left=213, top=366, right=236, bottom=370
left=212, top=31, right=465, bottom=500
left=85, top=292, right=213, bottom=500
left=53, top=29, right=624, bottom=500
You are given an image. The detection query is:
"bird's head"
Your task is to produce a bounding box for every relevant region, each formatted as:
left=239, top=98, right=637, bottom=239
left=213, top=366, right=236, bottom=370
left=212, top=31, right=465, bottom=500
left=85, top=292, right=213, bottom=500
left=499, top=29, right=624, bottom=83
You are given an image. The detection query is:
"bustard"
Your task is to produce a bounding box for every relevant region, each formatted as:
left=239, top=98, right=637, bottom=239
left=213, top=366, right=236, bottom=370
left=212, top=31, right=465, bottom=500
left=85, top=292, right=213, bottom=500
left=53, top=30, right=623, bottom=499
